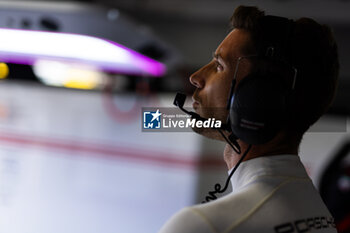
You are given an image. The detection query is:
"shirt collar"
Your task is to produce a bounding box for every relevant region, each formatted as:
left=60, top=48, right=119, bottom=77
left=228, top=155, right=309, bottom=193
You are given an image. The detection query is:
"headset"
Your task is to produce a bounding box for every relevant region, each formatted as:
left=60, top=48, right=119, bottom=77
left=174, top=15, right=298, bottom=203
left=228, top=16, right=297, bottom=145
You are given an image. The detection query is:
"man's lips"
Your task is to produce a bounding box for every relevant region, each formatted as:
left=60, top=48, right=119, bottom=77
left=192, top=96, right=200, bottom=110
left=192, top=101, right=199, bottom=110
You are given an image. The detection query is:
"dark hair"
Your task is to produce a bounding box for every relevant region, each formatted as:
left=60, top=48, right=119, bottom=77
left=230, top=6, right=339, bottom=143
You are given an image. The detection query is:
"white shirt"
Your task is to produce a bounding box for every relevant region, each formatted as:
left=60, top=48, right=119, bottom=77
left=159, top=155, right=337, bottom=233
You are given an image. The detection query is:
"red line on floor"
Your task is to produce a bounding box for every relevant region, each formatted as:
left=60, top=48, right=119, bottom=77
left=0, top=131, right=226, bottom=169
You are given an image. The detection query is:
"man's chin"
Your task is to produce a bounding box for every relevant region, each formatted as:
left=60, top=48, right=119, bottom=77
left=191, top=126, right=226, bottom=142
left=190, top=108, right=228, bottom=141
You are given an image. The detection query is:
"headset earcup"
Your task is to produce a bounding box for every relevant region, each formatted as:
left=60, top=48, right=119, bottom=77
left=230, top=73, right=288, bottom=145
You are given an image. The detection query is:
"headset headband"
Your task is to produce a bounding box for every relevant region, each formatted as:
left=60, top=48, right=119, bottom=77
left=257, top=15, right=295, bottom=62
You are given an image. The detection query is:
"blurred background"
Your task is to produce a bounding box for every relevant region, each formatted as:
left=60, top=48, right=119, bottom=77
left=0, top=0, right=349, bottom=232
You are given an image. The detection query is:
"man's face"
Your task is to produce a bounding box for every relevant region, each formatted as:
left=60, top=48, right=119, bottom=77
left=189, top=28, right=252, bottom=139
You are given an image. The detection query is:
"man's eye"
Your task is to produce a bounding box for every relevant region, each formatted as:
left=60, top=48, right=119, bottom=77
left=216, top=62, right=223, bottom=71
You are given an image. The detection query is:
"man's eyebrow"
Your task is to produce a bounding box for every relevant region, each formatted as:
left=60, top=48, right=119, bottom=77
left=212, top=52, right=220, bottom=59
left=213, top=52, right=225, bottom=64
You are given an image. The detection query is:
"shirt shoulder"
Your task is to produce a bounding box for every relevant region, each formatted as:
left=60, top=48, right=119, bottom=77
left=158, top=206, right=217, bottom=233
left=160, top=176, right=337, bottom=233
left=158, top=182, right=268, bottom=233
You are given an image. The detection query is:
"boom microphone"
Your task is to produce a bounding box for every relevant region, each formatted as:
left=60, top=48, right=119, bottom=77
left=173, top=93, right=207, bottom=121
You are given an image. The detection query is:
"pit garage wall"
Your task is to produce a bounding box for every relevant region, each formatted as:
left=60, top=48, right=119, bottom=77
left=0, top=81, right=347, bottom=233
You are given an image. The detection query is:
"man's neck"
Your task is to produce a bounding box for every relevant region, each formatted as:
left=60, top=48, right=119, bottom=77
left=223, top=140, right=299, bottom=170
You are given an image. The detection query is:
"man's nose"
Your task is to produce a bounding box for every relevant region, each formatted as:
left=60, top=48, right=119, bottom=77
left=189, top=68, right=205, bottom=89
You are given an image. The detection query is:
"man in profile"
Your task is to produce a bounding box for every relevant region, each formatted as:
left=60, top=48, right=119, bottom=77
left=159, top=5, right=339, bottom=233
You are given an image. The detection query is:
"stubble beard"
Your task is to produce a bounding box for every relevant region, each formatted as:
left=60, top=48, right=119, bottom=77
left=190, top=107, right=228, bottom=142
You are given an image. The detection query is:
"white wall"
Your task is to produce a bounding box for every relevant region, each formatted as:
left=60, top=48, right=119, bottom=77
left=0, top=81, right=205, bottom=233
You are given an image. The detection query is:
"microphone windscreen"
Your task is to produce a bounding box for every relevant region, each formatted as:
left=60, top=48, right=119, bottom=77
left=173, top=93, right=187, bottom=108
